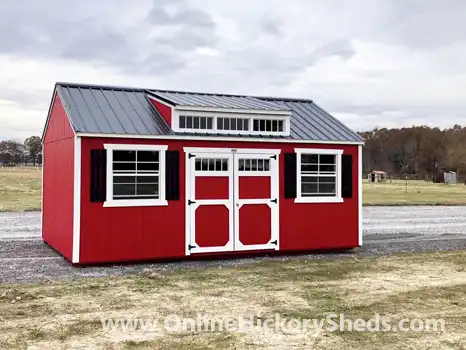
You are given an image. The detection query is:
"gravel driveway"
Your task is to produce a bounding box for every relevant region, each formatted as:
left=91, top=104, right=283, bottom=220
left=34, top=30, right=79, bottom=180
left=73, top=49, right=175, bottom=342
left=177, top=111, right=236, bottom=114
left=1, top=207, right=465, bottom=283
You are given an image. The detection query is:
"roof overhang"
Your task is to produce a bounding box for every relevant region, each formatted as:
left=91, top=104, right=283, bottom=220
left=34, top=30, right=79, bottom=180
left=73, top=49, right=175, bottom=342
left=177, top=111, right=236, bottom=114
left=75, top=132, right=365, bottom=145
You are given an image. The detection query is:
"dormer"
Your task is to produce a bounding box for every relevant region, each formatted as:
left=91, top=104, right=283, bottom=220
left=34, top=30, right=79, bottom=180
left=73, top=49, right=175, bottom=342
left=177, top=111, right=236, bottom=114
left=146, top=90, right=292, bottom=137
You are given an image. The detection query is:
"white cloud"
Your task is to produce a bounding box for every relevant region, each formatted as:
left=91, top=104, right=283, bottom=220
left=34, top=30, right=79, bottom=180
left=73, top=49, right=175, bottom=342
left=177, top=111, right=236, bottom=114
left=1, top=0, right=466, bottom=140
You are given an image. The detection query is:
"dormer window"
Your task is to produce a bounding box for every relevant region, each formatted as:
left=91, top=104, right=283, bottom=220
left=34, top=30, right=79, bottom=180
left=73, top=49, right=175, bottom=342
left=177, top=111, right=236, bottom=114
left=179, top=116, right=213, bottom=130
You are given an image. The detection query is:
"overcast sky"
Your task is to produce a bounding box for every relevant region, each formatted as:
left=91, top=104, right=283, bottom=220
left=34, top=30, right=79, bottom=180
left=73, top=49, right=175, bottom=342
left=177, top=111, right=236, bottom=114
left=1, top=0, right=465, bottom=141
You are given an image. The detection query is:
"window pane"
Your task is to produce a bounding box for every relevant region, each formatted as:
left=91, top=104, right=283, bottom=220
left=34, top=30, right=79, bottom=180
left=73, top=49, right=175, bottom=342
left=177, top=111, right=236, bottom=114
left=186, top=116, right=193, bottom=129
left=114, top=184, right=135, bottom=196
left=253, top=120, right=259, bottom=131
left=207, top=118, right=213, bottom=129
left=136, top=183, right=159, bottom=196
left=272, top=120, right=278, bottom=132
left=113, top=176, right=136, bottom=184
left=217, top=118, right=224, bottom=130
left=136, top=176, right=159, bottom=184
left=251, top=159, right=258, bottom=171
left=278, top=121, right=284, bottom=132
left=222, top=159, right=228, bottom=171
left=201, top=159, right=208, bottom=171
left=200, top=117, right=207, bottom=129
left=195, top=159, right=201, bottom=171
left=215, top=159, right=222, bottom=171
left=224, top=118, right=230, bottom=130
left=301, top=164, right=318, bottom=173
left=301, top=154, right=318, bottom=164
left=266, top=120, right=272, bottom=131
left=320, top=155, right=336, bottom=164
left=264, top=159, right=270, bottom=171
left=259, top=119, right=265, bottom=131
left=320, top=164, right=335, bottom=172
left=138, top=162, right=159, bottom=172
left=319, top=177, right=336, bottom=183
left=239, top=159, right=245, bottom=171
left=244, top=119, right=249, bottom=131
left=113, top=150, right=135, bottom=162
left=245, top=159, right=251, bottom=170
left=113, top=162, right=136, bottom=172
left=319, top=183, right=336, bottom=194
left=193, top=116, right=200, bottom=129
left=208, top=159, right=215, bottom=171
left=179, top=116, right=186, bottom=129
left=137, top=151, right=158, bottom=162
left=231, top=118, right=237, bottom=130
left=258, top=159, right=264, bottom=171
left=237, top=119, right=243, bottom=130
left=301, top=176, right=319, bottom=183
left=301, top=183, right=318, bottom=194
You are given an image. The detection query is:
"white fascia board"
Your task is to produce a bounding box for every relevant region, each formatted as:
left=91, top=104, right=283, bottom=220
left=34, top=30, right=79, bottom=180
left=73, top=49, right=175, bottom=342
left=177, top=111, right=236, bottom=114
left=174, top=105, right=292, bottom=116
left=183, top=147, right=281, bottom=155
left=77, top=132, right=365, bottom=146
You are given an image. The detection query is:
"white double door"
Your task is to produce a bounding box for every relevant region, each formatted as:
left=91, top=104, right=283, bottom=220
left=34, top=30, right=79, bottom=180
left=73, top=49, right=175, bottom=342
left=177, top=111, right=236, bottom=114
left=185, top=148, right=280, bottom=255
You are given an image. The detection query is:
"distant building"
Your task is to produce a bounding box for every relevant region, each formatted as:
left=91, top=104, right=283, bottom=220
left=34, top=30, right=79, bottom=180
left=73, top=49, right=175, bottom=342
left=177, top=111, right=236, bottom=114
left=368, top=170, right=387, bottom=182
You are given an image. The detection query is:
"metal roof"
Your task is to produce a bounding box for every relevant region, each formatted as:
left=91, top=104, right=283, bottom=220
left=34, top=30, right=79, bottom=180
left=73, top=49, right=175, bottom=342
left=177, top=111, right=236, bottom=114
left=54, top=82, right=364, bottom=143
left=147, top=90, right=290, bottom=111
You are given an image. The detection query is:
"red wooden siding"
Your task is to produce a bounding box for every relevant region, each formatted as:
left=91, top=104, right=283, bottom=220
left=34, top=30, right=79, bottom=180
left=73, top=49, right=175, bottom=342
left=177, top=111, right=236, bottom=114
left=149, top=99, right=172, bottom=126
left=79, top=137, right=359, bottom=264
left=42, top=93, right=75, bottom=261
left=239, top=204, right=271, bottom=245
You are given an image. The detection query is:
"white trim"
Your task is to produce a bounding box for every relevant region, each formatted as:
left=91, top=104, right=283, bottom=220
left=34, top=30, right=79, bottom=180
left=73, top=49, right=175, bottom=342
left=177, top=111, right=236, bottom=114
left=72, top=137, right=81, bottom=263
left=172, top=109, right=290, bottom=136
left=77, top=132, right=365, bottom=146
left=103, top=144, right=169, bottom=208
left=175, top=105, right=292, bottom=116
left=184, top=147, right=281, bottom=155
left=294, top=148, right=343, bottom=204
left=358, top=145, right=363, bottom=246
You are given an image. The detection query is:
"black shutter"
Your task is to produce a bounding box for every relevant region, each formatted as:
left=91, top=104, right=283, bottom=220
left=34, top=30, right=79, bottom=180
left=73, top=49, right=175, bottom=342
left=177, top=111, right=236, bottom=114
left=165, top=150, right=180, bottom=200
left=90, top=149, right=107, bottom=202
left=284, top=153, right=297, bottom=199
left=341, top=154, right=353, bottom=199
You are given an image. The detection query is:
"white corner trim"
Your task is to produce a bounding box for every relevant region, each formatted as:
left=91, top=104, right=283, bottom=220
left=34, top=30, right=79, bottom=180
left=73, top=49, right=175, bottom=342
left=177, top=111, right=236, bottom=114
left=358, top=145, right=363, bottom=246
left=77, top=132, right=365, bottom=146
left=72, top=136, right=81, bottom=264
left=183, top=147, right=281, bottom=155
left=295, top=148, right=343, bottom=204
left=104, top=143, right=169, bottom=208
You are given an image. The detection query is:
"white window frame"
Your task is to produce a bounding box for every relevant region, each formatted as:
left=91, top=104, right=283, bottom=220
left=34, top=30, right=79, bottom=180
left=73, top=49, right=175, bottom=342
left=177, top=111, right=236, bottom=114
left=171, top=110, right=291, bottom=137
left=294, top=148, right=343, bottom=204
left=104, top=144, right=168, bottom=207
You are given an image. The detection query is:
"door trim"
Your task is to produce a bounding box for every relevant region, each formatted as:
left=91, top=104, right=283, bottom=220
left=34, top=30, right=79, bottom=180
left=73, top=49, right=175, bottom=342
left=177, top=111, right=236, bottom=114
left=184, top=147, right=280, bottom=255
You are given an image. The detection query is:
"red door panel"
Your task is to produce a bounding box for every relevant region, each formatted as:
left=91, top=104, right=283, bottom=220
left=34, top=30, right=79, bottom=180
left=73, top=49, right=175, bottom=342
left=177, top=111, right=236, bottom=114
left=238, top=204, right=272, bottom=245
left=195, top=205, right=230, bottom=247
left=238, top=177, right=271, bottom=199
left=195, top=177, right=229, bottom=200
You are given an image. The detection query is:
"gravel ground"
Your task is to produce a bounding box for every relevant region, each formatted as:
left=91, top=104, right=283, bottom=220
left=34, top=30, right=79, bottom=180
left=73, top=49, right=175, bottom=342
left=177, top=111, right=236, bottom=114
left=1, top=207, right=465, bottom=284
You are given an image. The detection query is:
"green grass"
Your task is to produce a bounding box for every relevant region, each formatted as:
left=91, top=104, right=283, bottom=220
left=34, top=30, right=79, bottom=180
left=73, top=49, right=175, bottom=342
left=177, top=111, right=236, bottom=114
left=0, top=250, right=465, bottom=349
left=363, top=179, right=466, bottom=205
left=0, top=167, right=41, bottom=212
left=0, top=168, right=465, bottom=210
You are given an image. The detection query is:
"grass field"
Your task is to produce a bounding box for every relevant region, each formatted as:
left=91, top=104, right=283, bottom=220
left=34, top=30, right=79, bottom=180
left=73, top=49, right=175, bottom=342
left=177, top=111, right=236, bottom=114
left=0, top=168, right=466, bottom=211
left=0, top=167, right=41, bottom=212
left=0, top=251, right=464, bottom=349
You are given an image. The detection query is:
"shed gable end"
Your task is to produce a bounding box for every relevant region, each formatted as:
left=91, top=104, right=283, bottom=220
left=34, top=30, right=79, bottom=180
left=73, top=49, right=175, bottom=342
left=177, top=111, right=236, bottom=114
left=43, top=92, right=75, bottom=144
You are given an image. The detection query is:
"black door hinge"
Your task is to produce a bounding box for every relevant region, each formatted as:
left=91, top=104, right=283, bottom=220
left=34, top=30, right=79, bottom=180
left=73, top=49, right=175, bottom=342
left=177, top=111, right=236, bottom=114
left=188, top=153, right=195, bottom=159
left=270, top=154, right=277, bottom=160
left=270, top=240, right=278, bottom=245
left=188, top=200, right=196, bottom=205
left=270, top=198, right=277, bottom=204
left=188, top=244, right=197, bottom=250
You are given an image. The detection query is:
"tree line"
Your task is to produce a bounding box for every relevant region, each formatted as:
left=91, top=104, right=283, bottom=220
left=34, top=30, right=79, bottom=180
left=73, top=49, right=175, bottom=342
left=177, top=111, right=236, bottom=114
left=360, top=125, right=466, bottom=179
left=0, top=136, right=42, bottom=166
left=1, top=125, right=466, bottom=176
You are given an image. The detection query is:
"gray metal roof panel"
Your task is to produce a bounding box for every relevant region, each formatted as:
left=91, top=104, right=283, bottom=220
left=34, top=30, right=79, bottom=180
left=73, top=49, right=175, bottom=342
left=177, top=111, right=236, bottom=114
left=148, top=90, right=290, bottom=111
left=55, top=83, right=363, bottom=143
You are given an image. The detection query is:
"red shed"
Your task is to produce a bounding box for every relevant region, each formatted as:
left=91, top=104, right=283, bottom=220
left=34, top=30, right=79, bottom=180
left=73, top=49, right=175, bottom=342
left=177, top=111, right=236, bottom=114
left=42, top=82, right=364, bottom=265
